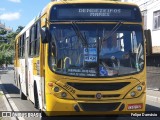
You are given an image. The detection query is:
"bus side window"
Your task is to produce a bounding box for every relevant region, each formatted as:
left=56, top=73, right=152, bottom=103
left=18, top=38, right=21, bottom=58
left=36, top=21, right=40, bottom=56
left=20, top=36, right=23, bottom=58
left=22, top=33, right=26, bottom=58
left=32, top=21, right=40, bottom=56
left=34, top=23, right=37, bottom=56
left=31, top=26, right=35, bottom=56
left=29, top=26, right=35, bottom=57
left=29, top=29, right=31, bottom=56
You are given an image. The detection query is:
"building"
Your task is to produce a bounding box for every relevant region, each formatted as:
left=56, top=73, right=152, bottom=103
left=121, top=0, right=160, bottom=53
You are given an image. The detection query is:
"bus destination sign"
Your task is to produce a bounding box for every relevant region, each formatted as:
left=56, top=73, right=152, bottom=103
left=50, top=4, right=142, bottom=22
left=78, top=9, right=126, bottom=17
left=57, top=8, right=132, bottom=19
left=78, top=8, right=122, bottom=17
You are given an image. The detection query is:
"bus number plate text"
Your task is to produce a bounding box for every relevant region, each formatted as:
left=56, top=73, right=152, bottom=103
left=63, top=84, right=75, bottom=94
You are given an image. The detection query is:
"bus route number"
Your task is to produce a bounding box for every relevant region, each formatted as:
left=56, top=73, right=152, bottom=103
left=63, top=84, right=76, bottom=94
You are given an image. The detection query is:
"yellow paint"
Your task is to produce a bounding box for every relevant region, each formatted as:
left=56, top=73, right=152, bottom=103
left=33, top=57, right=40, bottom=76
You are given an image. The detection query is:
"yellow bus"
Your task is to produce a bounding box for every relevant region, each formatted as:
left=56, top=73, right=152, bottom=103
left=14, top=0, right=146, bottom=117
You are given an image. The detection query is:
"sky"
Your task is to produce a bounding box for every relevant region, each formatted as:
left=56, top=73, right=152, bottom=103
left=0, top=0, right=51, bottom=31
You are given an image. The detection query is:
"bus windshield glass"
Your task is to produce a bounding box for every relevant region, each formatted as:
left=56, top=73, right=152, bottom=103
left=49, top=24, right=144, bottom=77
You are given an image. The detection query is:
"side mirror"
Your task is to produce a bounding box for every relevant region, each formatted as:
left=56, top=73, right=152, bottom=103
left=144, top=29, right=152, bottom=55
left=41, top=27, right=48, bottom=43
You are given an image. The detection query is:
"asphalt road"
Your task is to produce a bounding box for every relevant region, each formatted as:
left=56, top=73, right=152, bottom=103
left=147, top=67, right=160, bottom=90
left=0, top=69, right=160, bottom=120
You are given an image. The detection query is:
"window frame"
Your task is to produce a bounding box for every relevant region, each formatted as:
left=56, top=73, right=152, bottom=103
left=153, top=10, right=160, bottom=30
left=28, top=20, right=41, bottom=57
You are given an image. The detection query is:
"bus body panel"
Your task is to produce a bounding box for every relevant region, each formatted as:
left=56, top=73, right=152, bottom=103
left=19, top=59, right=26, bottom=95
left=27, top=58, right=34, bottom=102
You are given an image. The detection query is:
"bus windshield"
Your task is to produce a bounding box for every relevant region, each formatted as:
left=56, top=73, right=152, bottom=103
left=49, top=24, right=144, bottom=77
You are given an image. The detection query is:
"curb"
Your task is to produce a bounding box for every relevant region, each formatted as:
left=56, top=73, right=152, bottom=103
left=0, top=90, right=12, bottom=111
left=0, top=80, right=13, bottom=111
left=147, top=88, right=160, bottom=91
left=146, top=95, right=160, bottom=103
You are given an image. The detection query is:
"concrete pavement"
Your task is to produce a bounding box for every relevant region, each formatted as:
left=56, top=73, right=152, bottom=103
left=147, top=90, right=160, bottom=103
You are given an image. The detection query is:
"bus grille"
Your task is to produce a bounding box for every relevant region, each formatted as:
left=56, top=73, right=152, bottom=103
left=78, top=102, right=121, bottom=111
left=67, top=82, right=130, bottom=91
left=77, top=94, right=120, bottom=98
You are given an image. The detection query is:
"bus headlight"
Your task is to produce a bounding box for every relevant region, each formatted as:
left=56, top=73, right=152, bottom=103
left=130, top=91, right=136, bottom=97
left=125, top=83, right=145, bottom=99
left=137, top=86, right=142, bottom=91
left=48, top=82, right=74, bottom=99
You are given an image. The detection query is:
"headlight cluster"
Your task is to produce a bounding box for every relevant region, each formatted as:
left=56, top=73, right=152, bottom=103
left=125, top=82, right=145, bottom=98
left=137, top=86, right=142, bottom=91
left=48, top=82, right=74, bottom=99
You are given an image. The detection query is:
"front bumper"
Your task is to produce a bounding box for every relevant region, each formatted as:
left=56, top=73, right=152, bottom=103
left=45, top=92, right=146, bottom=116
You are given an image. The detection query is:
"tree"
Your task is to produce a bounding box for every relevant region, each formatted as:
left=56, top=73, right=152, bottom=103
left=16, top=26, right=24, bottom=34
left=0, top=26, right=21, bottom=67
left=0, top=53, right=5, bottom=67
left=0, top=29, right=7, bottom=35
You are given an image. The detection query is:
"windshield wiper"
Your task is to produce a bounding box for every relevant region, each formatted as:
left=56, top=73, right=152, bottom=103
left=102, top=21, right=123, bottom=42
left=100, top=21, right=123, bottom=50
left=71, top=21, right=88, bottom=47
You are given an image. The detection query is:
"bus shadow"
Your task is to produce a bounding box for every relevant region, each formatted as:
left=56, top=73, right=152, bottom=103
left=146, top=104, right=160, bottom=111
left=0, top=83, right=19, bottom=95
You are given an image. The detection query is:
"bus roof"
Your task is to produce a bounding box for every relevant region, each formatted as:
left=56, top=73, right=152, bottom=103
left=16, top=0, right=138, bottom=39
left=47, top=0, right=138, bottom=7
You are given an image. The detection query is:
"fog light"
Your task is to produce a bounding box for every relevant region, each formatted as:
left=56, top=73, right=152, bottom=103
left=137, top=86, right=142, bottom=91
left=54, top=86, right=59, bottom=92
left=61, top=92, right=67, bottom=98
left=130, top=91, right=136, bottom=97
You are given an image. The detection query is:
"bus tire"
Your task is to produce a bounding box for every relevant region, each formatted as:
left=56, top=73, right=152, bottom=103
left=34, top=82, right=39, bottom=109
left=20, top=89, right=27, bottom=100
left=41, top=111, right=47, bottom=117
left=19, top=78, right=27, bottom=100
